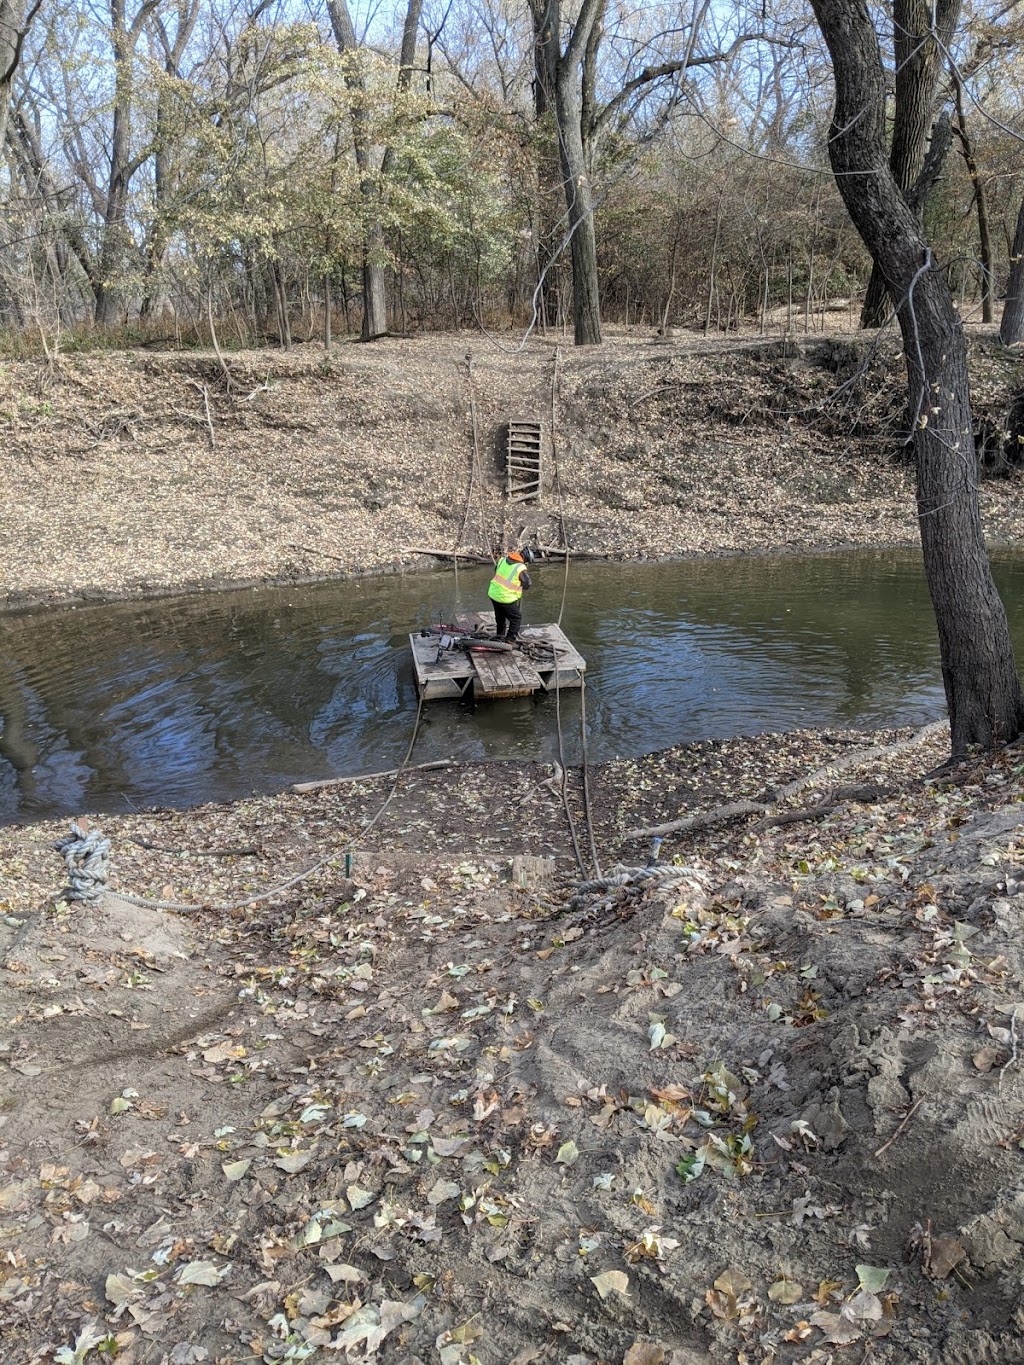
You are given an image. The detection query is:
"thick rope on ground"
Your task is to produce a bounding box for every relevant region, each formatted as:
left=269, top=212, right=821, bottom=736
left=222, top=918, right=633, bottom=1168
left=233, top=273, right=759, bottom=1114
left=54, top=824, right=111, bottom=902
left=569, top=861, right=702, bottom=910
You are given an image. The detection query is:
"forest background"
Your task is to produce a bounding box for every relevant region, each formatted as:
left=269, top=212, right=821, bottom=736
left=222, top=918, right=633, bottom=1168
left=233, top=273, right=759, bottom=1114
left=1, top=0, right=1023, bottom=353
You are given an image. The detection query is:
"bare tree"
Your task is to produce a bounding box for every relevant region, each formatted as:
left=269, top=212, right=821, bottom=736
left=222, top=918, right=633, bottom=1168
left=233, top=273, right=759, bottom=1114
left=860, top=0, right=961, bottom=328
left=325, top=0, right=423, bottom=341
left=0, top=0, right=38, bottom=151
left=811, top=0, right=1024, bottom=752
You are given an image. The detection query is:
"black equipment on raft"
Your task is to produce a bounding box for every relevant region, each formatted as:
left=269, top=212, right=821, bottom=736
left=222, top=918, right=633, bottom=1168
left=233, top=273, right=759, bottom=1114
left=420, top=621, right=515, bottom=664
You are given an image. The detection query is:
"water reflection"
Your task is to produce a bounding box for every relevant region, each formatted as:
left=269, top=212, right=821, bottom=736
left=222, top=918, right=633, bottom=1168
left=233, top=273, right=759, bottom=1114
left=2, top=548, right=1022, bottom=823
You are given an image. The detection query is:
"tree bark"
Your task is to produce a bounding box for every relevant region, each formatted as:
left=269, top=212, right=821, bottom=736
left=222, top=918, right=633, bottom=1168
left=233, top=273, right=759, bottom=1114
left=1000, top=192, right=1024, bottom=346
left=860, top=0, right=961, bottom=328
left=811, top=0, right=1024, bottom=752
left=554, top=0, right=603, bottom=345
left=0, top=0, right=38, bottom=154
left=952, top=74, right=993, bottom=323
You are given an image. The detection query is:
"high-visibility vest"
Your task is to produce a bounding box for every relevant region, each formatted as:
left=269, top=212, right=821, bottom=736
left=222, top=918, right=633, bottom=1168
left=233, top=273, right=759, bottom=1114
left=488, top=557, right=526, bottom=604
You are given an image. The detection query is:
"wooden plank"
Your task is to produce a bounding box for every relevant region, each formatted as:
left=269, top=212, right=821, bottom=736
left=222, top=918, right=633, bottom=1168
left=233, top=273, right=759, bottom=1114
left=470, top=649, right=543, bottom=698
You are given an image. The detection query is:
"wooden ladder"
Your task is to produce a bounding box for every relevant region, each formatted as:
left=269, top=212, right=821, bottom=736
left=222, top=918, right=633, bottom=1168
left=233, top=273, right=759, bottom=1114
left=506, top=419, right=543, bottom=504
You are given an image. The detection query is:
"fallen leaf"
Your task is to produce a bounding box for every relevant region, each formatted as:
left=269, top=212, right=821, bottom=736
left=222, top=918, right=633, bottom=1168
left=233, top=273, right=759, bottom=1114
left=590, top=1269, right=630, bottom=1300
left=555, top=1140, right=579, bottom=1166
left=273, top=1151, right=312, bottom=1174
left=768, top=1276, right=804, bottom=1304
left=347, top=1184, right=375, bottom=1210
left=855, top=1264, right=890, bottom=1294
left=623, top=1343, right=666, bottom=1365
left=927, top=1237, right=966, bottom=1280
left=175, top=1260, right=230, bottom=1287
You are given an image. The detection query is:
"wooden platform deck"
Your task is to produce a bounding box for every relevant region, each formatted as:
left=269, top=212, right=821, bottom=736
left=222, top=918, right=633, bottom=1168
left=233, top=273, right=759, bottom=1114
left=410, top=612, right=586, bottom=700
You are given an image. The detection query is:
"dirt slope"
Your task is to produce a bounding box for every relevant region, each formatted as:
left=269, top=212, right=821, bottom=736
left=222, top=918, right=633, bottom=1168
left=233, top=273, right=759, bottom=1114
left=2, top=328, right=1023, bottom=611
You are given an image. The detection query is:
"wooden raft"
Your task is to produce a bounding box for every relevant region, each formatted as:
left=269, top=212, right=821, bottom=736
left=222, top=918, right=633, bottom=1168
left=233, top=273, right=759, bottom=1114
left=410, top=612, right=586, bottom=701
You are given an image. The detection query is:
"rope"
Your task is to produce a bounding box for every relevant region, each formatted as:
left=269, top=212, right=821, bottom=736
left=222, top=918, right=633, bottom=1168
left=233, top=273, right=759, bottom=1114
left=54, top=824, right=111, bottom=902
left=52, top=695, right=428, bottom=916
left=553, top=656, right=587, bottom=877
left=579, top=674, right=602, bottom=879
left=550, top=347, right=572, bottom=629
left=569, top=861, right=701, bottom=910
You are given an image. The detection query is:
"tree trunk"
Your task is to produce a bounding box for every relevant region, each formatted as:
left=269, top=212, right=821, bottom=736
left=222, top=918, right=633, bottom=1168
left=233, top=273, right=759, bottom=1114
left=952, top=75, right=993, bottom=323
left=860, top=0, right=962, bottom=329
left=554, top=2, right=603, bottom=346
left=1000, top=192, right=1024, bottom=346
left=811, top=0, right=1024, bottom=752
left=327, top=0, right=420, bottom=344
left=0, top=0, right=37, bottom=154
left=326, top=0, right=386, bottom=340
left=529, top=0, right=561, bottom=329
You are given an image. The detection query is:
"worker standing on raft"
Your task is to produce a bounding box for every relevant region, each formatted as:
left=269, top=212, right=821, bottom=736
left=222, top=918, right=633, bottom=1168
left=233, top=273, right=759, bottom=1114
left=488, top=548, right=535, bottom=644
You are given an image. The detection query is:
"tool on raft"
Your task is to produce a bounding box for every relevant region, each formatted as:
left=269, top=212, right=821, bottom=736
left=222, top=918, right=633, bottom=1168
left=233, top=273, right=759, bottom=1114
left=419, top=621, right=516, bottom=665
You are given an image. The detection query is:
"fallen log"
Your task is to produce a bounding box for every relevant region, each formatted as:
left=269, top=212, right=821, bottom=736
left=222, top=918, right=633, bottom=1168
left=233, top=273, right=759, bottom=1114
left=625, top=798, right=767, bottom=841
left=624, top=719, right=948, bottom=840
left=536, top=544, right=609, bottom=560
left=402, top=546, right=493, bottom=564
left=292, top=759, right=455, bottom=794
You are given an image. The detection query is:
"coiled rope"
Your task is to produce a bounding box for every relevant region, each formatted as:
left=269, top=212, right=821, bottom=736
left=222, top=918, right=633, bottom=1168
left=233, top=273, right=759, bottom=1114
left=54, top=824, right=111, bottom=902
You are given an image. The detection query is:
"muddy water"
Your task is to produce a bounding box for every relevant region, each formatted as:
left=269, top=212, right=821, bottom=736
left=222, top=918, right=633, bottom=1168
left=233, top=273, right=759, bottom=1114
left=4, top=548, right=1024, bottom=823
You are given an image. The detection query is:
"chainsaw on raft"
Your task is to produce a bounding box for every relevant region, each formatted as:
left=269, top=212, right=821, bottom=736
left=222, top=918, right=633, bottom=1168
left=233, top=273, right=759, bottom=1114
left=420, top=621, right=515, bottom=665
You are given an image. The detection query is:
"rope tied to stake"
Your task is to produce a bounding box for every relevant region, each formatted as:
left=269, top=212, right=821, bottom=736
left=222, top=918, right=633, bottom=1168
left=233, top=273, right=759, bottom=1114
left=54, top=823, right=111, bottom=902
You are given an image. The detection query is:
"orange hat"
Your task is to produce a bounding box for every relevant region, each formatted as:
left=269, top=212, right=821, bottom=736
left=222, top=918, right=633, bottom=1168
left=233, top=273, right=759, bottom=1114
left=507, top=551, right=524, bottom=562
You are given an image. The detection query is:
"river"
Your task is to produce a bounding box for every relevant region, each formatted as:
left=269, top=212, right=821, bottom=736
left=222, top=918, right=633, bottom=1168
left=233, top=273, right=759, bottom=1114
left=3, top=548, right=1023, bottom=823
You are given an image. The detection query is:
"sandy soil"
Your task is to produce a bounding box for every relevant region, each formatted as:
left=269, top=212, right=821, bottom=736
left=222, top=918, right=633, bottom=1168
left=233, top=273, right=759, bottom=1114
left=3, top=328, right=1024, bottom=1363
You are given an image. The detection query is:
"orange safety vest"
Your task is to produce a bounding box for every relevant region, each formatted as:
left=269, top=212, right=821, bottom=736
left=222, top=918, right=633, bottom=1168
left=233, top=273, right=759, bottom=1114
left=488, top=557, right=526, bottom=604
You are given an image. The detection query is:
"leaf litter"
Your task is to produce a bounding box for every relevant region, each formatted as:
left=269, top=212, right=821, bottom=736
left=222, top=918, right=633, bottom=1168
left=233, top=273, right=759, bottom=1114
left=3, top=721, right=1024, bottom=1361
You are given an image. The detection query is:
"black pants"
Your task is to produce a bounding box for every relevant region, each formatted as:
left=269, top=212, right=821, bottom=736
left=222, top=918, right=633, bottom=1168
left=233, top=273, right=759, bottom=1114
left=492, top=599, right=522, bottom=641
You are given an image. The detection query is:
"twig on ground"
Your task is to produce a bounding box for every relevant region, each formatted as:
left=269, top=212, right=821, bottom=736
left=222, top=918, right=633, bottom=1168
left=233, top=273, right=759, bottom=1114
left=288, top=543, right=347, bottom=563
left=187, top=379, right=215, bottom=450
left=292, top=759, right=455, bottom=794
left=873, top=1099, right=923, bottom=1158
left=999, top=1008, right=1020, bottom=1090
left=130, top=837, right=260, bottom=858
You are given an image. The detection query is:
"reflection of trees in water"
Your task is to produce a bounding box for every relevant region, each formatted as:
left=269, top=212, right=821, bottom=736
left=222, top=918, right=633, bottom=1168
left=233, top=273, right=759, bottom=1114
left=0, top=660, right=41, bottom=807
left=0, top=585, right=400, bottom=820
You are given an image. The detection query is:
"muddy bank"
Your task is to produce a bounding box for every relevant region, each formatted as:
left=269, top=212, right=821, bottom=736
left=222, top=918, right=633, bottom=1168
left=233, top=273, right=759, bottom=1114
left=3, top=725, right=1024, bottom=1362
left=3, top=328, right=1023, bottom=613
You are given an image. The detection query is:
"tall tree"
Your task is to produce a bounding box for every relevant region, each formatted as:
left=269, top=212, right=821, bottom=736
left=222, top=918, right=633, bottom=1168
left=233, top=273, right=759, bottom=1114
left=95, top=0, right=162, bottom=325
left=1001, top=190, right=1024, bottom=345
left=859, top=0, right=961, bottom=328
left=325, top=0, right=423, bottom=341
left=811, top=0, right=1024, bottom=752
left=0, top=0, right=38, bottom=152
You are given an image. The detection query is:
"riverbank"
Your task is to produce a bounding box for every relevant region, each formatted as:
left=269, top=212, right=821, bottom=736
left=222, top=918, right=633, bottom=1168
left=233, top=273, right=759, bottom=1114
left=3, top=722, right=1024, bottom=1362
left=4, top=328, right=1024, bottom=1362
left=2, top=327, right=1023, bottom=612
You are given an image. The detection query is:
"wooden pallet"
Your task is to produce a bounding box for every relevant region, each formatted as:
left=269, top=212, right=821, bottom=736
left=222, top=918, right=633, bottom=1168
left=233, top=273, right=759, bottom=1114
left=506, top=418, right=543, bottom=504
left=411, top=613, right=585, bottom=701
left=469, top=649, right=544, bottom=698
